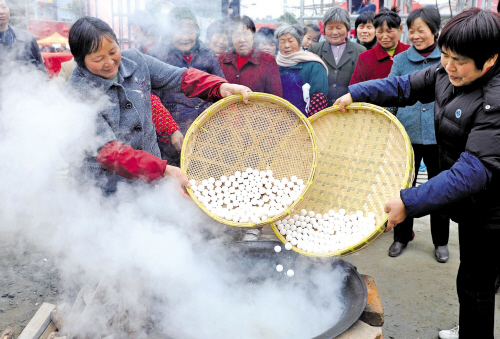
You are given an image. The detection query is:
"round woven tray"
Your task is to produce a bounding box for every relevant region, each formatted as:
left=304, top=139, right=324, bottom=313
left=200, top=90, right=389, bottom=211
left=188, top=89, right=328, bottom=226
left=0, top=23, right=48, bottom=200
left=181, top=93, right=318, bottom=227
left=272, top=103, right=415, bottom=257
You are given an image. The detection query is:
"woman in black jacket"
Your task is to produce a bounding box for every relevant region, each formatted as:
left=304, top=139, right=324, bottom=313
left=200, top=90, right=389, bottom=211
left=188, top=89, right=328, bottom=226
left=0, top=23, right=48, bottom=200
left=335, top=9, right=500, bottom=339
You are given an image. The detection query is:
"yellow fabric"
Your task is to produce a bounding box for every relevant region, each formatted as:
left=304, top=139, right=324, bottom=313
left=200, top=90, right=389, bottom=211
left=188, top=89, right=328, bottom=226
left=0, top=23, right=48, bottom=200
left=385, top=45, right=398, bottom=56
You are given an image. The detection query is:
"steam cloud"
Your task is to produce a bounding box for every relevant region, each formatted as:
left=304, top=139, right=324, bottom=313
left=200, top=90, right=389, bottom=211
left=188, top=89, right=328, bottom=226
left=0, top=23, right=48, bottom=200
left=0, top=59, right=346, bottom=337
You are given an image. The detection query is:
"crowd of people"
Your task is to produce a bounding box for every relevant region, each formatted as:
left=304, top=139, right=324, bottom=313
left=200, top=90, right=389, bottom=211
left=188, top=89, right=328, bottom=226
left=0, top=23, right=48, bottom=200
left=3, top=0, right=500, bottom=336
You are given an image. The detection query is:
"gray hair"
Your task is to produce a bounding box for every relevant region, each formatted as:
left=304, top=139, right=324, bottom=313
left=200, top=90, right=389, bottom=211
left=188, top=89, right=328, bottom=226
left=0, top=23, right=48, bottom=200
left=323, top=7, right=351, bottom=30
left=274, top=23, right=305, bottom=46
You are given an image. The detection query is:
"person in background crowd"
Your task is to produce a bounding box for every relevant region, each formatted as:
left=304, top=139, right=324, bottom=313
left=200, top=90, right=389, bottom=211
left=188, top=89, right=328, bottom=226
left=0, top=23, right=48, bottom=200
left=147, top=7, right=225, bottom=166
left=130, top=10, right=160, bottom=53
left=357, top=0, right=377, bottom=14
left=335, top=9, right=500, bottom=339
left=255, top=27, right=278, bottom=56
left=275, top=23, right=328, bottom=116
left=206, top=19, right=229, bottom=56
left=67, top=16, right=250, bottom=196
left=301, top=23, right=321, bottom=51
left=0, top=0, right=45, bottom=70
left=218, top=15, right=282, bottom=97
left=386, top=5, right=450, bottom=261
left=309, top=7, right=366, bottom=105
left=354, top=12, right=377, bottom=50
left=350, top=8, right=409, bottom=85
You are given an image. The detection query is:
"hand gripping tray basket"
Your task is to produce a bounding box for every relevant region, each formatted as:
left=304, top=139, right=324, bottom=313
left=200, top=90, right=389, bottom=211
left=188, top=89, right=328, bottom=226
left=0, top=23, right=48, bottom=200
left=272, top=103, right=415, bottom=256
left=181, top=93, right=318, bottom=227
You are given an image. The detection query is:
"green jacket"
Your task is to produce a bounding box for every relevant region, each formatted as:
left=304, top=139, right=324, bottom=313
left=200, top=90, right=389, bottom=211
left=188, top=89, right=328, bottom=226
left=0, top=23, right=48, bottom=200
left=309, top=39, right=366, bottom=105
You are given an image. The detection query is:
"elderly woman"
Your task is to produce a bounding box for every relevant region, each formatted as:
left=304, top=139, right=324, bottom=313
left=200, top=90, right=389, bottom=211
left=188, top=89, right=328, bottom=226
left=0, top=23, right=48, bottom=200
left=67, top=17, right=250, bottom=196
left=275, top=23, right=329, bottom=116
left=218, top=16, right=282, bottom=97
left=309, top=7, right=366, bottom=105
left=349, top=8, right=409, bottom=85
left=354, top=11, right=376, bottom=50
left=386, top=6, right=450, bottom=262
left=147, top=7, right=225, bottom=165
left=335, top=9, right=500, bottom=339
left=206, top=19, right=229, bottom=56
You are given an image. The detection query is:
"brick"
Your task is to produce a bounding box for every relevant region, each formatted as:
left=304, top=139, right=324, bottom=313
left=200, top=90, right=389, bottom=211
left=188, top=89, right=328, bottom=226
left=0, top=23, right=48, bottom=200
left=334, top=319, right=383, bottom=339
left=360, top=274, right=384, bottom=326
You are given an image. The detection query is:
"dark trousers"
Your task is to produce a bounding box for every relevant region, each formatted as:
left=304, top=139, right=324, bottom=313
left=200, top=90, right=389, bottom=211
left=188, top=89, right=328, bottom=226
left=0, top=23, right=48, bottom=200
left=393, top=144, right=450, bottom=246
left=457, top=223, right=500, bottom=338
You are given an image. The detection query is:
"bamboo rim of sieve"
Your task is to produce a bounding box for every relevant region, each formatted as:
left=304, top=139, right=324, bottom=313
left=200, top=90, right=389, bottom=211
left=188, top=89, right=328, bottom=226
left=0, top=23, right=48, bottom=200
left=180, top=93, right=318, bottom=228
left=271, top=103, right=415, bottom=257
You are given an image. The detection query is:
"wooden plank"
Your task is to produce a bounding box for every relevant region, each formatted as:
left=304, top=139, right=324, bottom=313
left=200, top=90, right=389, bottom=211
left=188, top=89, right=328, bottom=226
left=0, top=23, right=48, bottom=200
left=1, top=327, right=15, bottom=339
left=18, top=303, right=56, bottom=339
left=333, top=319, right=383, bottom=339
left=360, top=275, right=384, bottom=327
left=39, top=322, right=57, bottom=339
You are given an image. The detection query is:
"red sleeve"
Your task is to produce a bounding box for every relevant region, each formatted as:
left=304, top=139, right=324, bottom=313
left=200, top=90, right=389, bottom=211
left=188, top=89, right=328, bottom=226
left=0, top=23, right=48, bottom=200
left=308, top=93, right=329, bottom=116
left=180, top=68, right=228, bottom=102
left=96, top=141, right=167, bottom=183
left=150, top=94, right=179, bottom=143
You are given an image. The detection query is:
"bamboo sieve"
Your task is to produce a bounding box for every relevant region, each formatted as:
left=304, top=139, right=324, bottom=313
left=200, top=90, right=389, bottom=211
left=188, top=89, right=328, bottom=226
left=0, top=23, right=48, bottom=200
left=180, top=93, right=318, bottom=227
left=272, top=103, right=415, bottom=257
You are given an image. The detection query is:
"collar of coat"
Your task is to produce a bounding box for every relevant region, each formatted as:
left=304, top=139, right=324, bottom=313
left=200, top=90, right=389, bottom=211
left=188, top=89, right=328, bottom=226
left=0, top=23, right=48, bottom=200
left=220, top=49, right=262, bottom=66
left=10, top=25, right=32, bottom=43
left=406, top=44, right=441, bottom=63
left=320, top=39, right=359, bottom=69
left=373, top=41, right=409, bottom=62
left=69, top=49, right=139, bottom=92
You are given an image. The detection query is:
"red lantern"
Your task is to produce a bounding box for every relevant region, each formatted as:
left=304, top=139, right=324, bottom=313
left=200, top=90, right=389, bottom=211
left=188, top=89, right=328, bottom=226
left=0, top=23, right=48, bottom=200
left=63, top=27, right=69, bottom=33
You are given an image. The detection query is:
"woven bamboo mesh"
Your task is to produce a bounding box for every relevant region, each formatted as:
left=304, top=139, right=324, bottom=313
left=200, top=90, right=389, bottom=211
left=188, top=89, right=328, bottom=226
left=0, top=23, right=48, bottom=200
left=181, top=93, right=317, bottom=227
left=272, top=103, right=415, bottom=257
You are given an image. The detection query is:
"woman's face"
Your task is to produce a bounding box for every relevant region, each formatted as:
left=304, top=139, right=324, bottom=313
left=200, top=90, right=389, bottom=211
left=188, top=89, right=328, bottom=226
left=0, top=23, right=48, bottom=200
left=258, top=42, right=277, bottom=56
left=357, top=21, right=375, bottom=44
left=0, top=0, right=10, bottom=30
left=232, top=23, right=254, bottom=57
left=441, top=47, right=497, bottom=87
left=209, top=32, right=229, bottom=55
left=278, top=33, right=301, bottom=56
left=84, top=37, right=121, bottom=79
left=172, top=21, right=197, bottom=52
left=408, top=17, right=435, bottom=51
left=302, top=30, right=320, bottom=49
left=375, top=22, right=402, bottom=49
left=325, top=21, right=348, bottom=46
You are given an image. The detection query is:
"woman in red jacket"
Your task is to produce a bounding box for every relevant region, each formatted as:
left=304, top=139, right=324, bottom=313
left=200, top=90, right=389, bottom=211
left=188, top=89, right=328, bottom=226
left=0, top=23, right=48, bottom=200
left=349, top=8, right=409, bottom=85
left=218, top=16, right=283, bottom=97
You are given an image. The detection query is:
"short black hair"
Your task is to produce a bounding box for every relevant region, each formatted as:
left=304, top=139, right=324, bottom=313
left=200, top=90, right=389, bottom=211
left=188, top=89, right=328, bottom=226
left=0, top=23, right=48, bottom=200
left=255, top=27, right=277, bottom=46
left=304, top=23, right=321, bottom=35
left=206, top=19, right=228, bottom=42
left=230, top=15, right=256, bottom=34
left=407, top=6, right=441, bottom=39
left=354, top=11, right=375, bottom=37
left=69, top=17, right=117, bottom=69
left=373, top=7, right=401, bottom=29
left=438, top=8, right=500, bottom=70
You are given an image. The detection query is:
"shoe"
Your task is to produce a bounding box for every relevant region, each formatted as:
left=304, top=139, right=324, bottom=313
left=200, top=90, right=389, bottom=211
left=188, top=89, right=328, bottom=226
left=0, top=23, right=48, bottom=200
left=388, top=231, right=415, bottom=257
left=242, top=228, right=262, bottom=241
left=435, top=245, right=449, bottom=263
left=388, top=241, right=407, bottom=257
left=439, top=325, right=459, bottom=338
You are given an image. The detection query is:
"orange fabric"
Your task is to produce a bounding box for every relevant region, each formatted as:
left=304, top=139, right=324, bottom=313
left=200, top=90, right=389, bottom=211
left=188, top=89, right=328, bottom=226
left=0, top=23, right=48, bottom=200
left=150, top=94, right=179, bottom=143
left=96, top=141, right=167, bottom=183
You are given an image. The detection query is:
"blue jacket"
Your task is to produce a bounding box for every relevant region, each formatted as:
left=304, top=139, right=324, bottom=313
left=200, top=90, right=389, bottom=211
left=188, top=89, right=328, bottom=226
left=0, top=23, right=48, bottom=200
left=147, top=42, right=225, bottom=133
left=388, top=45, right=441, bottom=144
left=348, top=61, right=500, bottom=226
left=68, top=48, right=186, bottom=194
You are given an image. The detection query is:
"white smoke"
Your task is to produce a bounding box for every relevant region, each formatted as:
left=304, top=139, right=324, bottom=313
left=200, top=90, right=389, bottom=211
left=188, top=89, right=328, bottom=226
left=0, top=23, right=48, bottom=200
left=0, top=61, right=347, bottom=338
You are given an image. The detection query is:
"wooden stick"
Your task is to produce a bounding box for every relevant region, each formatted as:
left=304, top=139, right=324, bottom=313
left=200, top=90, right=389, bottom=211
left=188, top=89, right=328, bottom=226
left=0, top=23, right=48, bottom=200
left=18, top=303, right=56, bottom=339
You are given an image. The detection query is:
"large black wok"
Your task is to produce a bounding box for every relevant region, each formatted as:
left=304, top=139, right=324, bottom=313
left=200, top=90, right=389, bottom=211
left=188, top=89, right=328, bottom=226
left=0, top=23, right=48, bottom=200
left=229, top=240, right=368, bottom=339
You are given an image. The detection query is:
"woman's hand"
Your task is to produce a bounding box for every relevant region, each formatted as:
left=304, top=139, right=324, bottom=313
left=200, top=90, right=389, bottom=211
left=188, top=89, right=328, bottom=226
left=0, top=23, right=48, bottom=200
left=334, top=93, right=353, bottom=113
left=170, top=130, right=184, bottom=152
left=220, top=83, right=252, bottom=104
left=164, top=165, right=191, bottom=198
left=384, top=197, right=408, bottom=232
